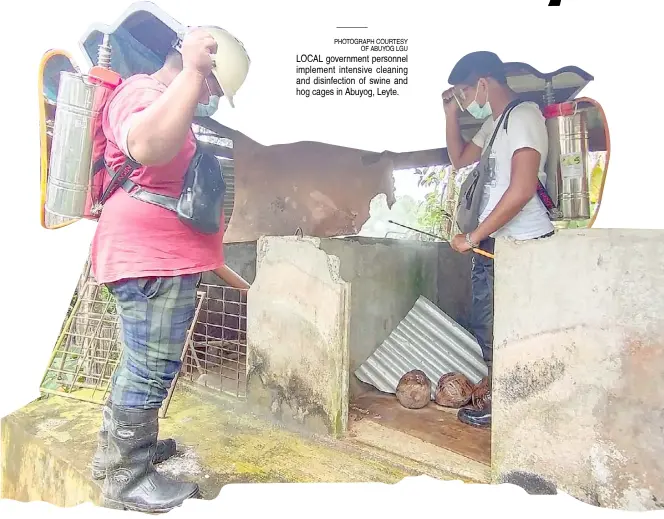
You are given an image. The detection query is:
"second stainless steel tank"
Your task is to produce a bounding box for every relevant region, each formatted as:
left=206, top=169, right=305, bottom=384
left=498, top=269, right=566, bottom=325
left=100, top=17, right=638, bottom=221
left=544, top=102, right=591, bottom=220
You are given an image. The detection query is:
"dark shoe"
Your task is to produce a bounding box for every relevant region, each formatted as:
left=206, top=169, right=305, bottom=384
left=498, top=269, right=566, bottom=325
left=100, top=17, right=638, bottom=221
left=457, top=404, right=492, bottom=428
left=102, top=405, right=199, bottom=513
left=91, top=403, right=177, bottom=480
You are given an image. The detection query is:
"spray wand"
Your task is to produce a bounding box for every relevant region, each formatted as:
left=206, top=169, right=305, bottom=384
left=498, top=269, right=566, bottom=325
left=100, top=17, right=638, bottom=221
left=387, top=220, right=495, bottom=259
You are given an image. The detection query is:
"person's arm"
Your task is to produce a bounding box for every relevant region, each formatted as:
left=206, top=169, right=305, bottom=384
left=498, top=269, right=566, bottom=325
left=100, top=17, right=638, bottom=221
left=442, top=91, right=484, bottom=170
left=446, top=114, right=483, bottom=170
left=213, top=265, right=251, bottom=290
left=125, top=69, right=205, bottom=166
left=117, top=29, right=217, bottom=166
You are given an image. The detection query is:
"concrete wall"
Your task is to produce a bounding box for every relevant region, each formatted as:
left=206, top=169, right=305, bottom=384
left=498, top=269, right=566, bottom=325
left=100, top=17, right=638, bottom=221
left=320, top=237, right=470, bottom=398
left=492, top=229, right=664, bottom=511
left=245, top=235, right=472, bottom=432
left=1, top=412, right=101, bottom=506
left=436, top=244, right=472, bottom=331
left=246, top=236, right=351, bottom=437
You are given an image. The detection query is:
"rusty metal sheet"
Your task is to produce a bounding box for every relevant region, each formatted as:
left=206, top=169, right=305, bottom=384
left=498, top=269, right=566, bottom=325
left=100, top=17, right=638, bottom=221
left=355, top=296, right=488, bottom=398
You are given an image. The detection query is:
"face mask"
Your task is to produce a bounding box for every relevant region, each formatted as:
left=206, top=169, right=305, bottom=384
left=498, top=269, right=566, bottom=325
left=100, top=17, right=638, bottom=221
left=194, top=78, right=221, bottom=117
left=466, top=82, right=492, bottom=120
left=195, top=95, right=220, bottom=117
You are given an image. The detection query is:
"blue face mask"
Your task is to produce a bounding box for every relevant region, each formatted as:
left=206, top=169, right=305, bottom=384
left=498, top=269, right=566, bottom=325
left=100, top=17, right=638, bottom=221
left=466, top=82, right=492, bottom=120
left=195, top=95, right=220, bottom=117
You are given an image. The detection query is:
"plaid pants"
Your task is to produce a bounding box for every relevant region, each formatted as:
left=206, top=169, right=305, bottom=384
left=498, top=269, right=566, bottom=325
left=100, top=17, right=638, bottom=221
left=106, top=274, right=200, bottom=410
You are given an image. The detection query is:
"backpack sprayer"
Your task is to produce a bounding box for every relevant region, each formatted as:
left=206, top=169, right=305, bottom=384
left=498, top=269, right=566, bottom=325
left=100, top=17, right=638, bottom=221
left=362, top=69, right=609, bottom=259
left=44, top=34, right=122, bottom=222
left=43, top=23, right=249, bottom=236
left=541, top=78, right=610, bottom=227
left=437, top=73, right=609, bottom=260
left=457, top=79, right=610, bottom=235
left=389, top=82, right=610, bottom=262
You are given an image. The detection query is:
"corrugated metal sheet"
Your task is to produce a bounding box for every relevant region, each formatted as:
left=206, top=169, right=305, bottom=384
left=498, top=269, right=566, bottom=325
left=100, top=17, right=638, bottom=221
left=355, top=296, right=488, bottom=399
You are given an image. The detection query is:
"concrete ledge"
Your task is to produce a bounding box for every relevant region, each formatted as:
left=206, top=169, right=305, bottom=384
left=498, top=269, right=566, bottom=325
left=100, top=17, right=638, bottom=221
left=1, top=386, right=430, bottom=506
left=1, top=411, right=101, bottom=507
left=350, top=420, right=490, bottom=483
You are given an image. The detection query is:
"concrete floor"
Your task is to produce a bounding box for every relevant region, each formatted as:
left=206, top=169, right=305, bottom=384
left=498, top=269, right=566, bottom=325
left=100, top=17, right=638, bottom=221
left=1, top=385, right=460, bottom=507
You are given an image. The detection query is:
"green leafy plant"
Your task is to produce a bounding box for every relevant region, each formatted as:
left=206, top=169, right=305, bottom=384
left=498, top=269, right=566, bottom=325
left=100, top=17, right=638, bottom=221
left=415, top=165, right=458, bottom=240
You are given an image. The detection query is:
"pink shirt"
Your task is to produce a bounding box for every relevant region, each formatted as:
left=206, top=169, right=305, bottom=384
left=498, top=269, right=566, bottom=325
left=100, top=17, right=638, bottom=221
left=90, top=74, right=224, bottom=285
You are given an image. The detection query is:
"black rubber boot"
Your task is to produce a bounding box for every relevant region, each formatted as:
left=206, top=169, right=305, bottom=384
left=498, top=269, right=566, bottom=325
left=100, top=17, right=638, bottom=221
left=458, top=366, right=492, bottom=429
left=102, top=405, right=199, bottom=513
left=91, top=402, right=177, bottom=480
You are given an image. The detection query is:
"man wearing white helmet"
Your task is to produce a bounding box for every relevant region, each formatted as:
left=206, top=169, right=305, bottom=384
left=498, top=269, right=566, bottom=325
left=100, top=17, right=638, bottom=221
left=88, top=26, right=249, bottom=512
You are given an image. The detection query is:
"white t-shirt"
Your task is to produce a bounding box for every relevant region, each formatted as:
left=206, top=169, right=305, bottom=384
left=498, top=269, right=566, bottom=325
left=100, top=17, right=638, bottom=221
left=471, top=101, right=554, bottom=241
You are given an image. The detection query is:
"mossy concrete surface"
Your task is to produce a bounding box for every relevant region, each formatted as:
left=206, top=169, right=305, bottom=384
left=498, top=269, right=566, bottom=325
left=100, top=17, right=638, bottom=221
left=1, top=386, right=433, bottom=507
left=247, top=236, right=351, bottom=438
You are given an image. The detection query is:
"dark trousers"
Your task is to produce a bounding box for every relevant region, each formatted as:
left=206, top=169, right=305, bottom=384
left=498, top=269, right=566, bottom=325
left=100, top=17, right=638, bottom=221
left=470, top=238, right=496, bottom=368
left=470, top=231, right=554, bottom=369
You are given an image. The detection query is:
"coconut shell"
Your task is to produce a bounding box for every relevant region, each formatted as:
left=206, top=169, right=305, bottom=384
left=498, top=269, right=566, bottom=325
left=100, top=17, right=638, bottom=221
left=396, top=369, right=432, bottom=409
left=434, top=372, right=473, bottom=408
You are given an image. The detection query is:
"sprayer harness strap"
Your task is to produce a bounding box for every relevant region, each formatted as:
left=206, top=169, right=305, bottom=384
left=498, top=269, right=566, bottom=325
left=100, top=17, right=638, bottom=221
left=99, top=157, right=141, bottom=206
left=120, top=178, right=179, bottom=212
left=100, top=158, right=179, bottom=213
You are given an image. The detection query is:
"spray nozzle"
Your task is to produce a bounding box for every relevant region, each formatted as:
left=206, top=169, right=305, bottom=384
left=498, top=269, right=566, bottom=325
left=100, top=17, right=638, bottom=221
left=543, top=80, right=555, bottom=106
left=97, top=33, right=112, bottom=69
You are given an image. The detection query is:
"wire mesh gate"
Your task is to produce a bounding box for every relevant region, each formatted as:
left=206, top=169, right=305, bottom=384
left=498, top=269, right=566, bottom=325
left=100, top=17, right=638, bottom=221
left=40, top=281, right=121, bottom=405
left=39, top=275, right=249, bottom=415
left=182, top=282, right=248, bottom=398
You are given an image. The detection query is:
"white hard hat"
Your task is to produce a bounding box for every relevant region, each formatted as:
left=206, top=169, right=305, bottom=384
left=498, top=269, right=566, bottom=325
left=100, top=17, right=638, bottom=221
left=201, top=26, right=250, bottom=108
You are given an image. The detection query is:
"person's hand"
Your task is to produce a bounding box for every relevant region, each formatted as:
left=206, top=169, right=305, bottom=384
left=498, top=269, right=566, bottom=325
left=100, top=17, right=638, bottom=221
left=450, top=233, right=472, bottom=254
left=442, top=87, right=460, bottom=118
left=180, top=28, right=218, bottom=78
